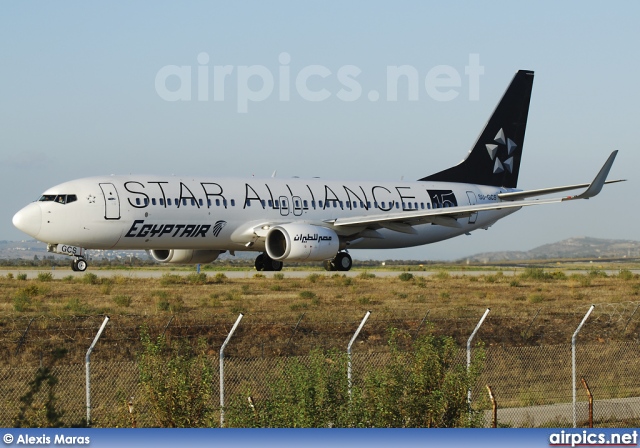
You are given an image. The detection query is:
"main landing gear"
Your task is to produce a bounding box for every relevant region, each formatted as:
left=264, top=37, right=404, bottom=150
left=71, top=257, right=88, bottom=272
left=323, top=251, right=352, bottom=272
left=254, top=253, right=283, bottom=272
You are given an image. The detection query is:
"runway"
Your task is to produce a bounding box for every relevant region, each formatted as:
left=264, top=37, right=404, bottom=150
left=1, top=268, right=637, bottom=280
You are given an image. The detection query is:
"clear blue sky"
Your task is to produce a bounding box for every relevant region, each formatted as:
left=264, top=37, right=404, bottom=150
left=1, top=1, right=637, bottom=260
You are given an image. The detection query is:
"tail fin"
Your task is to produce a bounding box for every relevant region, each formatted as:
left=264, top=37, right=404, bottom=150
left=420, top=70, right=534, bottom=188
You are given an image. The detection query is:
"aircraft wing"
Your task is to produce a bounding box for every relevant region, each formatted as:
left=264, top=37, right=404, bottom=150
left=329, top=151, right=621, bottom=232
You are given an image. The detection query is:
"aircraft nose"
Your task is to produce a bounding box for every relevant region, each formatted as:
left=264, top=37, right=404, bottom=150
left=12, top=203, right=42, bottom=238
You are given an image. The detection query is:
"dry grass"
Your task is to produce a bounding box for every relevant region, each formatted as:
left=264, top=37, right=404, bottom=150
left=0, top=267, right=639, bottom=366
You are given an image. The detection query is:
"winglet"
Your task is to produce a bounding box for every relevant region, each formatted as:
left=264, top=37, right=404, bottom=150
left=563, top=150, right=618, bottom=201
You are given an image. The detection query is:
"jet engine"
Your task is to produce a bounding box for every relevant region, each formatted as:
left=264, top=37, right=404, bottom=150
left=149, top=249, right=221, bottom=264
left=265, top=224, right=339, bottom=261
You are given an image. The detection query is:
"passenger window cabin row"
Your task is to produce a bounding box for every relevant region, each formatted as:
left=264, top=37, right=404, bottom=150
left=132, top=197, right=451, bottom=210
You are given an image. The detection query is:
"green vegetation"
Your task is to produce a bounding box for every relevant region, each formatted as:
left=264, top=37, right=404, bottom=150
left=138, top=329, right=215, bottom=427
left=225, top=329, right=483, bottom=428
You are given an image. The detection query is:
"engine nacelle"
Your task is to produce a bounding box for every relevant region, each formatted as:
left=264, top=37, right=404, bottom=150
left=266, top=224, right=339, bottom=261
left=149, top=249, right=221, bottom=264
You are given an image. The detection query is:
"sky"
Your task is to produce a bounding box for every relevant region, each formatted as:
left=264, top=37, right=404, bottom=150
left=1, top=1, right=637, bottom=261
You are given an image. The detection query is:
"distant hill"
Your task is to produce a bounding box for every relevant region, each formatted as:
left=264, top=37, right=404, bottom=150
left=463, top=237, right=640, bottom=263
left=2, top=237, right=639, bottom=264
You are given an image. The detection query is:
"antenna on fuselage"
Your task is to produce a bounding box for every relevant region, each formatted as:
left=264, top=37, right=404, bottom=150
left=272, top=170, right=277, bottom=178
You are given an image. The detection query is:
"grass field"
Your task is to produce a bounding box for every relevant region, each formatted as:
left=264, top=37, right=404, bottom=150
left=1, top=264, right=639, bottom=365
left=1, top=263, right=640, bottom=427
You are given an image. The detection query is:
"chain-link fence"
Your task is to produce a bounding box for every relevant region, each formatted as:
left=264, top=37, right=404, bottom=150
left=1, top=341, right=639, bottom=428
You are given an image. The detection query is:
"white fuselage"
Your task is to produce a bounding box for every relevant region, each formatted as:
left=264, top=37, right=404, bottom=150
left=14, top=175, right=518, bottom=254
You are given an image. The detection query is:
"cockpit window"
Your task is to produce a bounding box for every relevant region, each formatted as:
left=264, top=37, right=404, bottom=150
left=39, top=194, right=77, bottom=204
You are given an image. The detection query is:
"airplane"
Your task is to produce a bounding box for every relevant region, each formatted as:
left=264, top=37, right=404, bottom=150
left=12, top=70, right=623, bottom=272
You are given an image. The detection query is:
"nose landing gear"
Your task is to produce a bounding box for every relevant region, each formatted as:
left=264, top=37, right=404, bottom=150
left=71, top=257, right=88, bottom=272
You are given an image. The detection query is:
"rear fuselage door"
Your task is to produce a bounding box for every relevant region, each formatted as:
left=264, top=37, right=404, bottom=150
left=466, top=191, right=478, bottom=224
left=99, top=183, right=121, bottom=220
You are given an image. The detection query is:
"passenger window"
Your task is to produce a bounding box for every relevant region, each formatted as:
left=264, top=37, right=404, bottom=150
left=135, top=198, right=141, bottom=206
left=245, top=200, right=251, bottom=207
left=381, top=202, right=385, bottom=208
left=216, top=199, right=220, bottom=206
left=275, top=200, right=279, bottom=208
left=199, top=199, right=203, bottom=206
left=318, top=201, right=323, bottom=208
left=261, top=200, right=266, bottom=207
left=151, top=198, right=156, bottom=206
left=167, top=199, right=172, bottom=206
left=367, top=201, right=371, bottom=208
left=230, top=199, right=235, bottom=206
left=160, top=198, right=164, bottom=206
left=268, top=200, right=273, bottom=207
left=144, top=198, right=149, bottom=206
left=303, top=200, right=308, bottom=208
left=395, top=202, right=400, bottom=209
left=207, top=199, right=211, bottom=207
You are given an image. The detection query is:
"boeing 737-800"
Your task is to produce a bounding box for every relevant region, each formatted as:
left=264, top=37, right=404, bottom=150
left=12, top=70, right=623, bottom=272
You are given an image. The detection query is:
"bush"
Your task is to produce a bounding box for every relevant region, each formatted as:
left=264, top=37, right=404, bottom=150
left=81, top=273, right=99, bottom=285
left=307, top=273, right=321, bottom=283
left=519, top=268, right=552, bottom=281
left=160, top=273, right=183, bottom=286
left=299, top=291, right=316, bottom=299
left=225, top=329, right=483, bottom=428
left=63, top=298, right=92, bottom=314
left=13, top=292, right=32, bottom=312
left=113, top=295, right=132, bottom=307
left=156, top=299, right=170, bottom=311
left=138, top=330, right=215, bottom=427
left=186, top=273, right=207, bottom=284
left=17, top=273, right=27, bottom=281
left=211, top=273, right=227, bottom=284
left=398, top=272, right=414, bottom=282
left=273, top=273, right=285, bottom=280
left=528, top=294, right=544, bottom=304
left=618, top=269, right=634, bottom=281
left=37, top=272, right=53, bottom=282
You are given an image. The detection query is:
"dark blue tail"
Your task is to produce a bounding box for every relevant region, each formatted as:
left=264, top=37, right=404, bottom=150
left=420, top=70, right=534, bottom=188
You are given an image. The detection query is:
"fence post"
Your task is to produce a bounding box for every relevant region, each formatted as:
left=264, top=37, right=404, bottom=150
left=573, top=304, right=594, bottom=428
left=467, top=308, right=490, bottom=405
left=486, top=385, right=497, bottom=428
left=220, top=313, right=243, bottom=428
left=581, top=377, right=593, bottom=428
left=347, top=311, right=371, bottom=397
left=86, top=316, right=109, bottom=426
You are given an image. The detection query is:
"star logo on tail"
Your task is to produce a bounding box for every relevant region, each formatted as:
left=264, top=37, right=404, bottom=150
left=486, top=128, right=517, bottom=174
